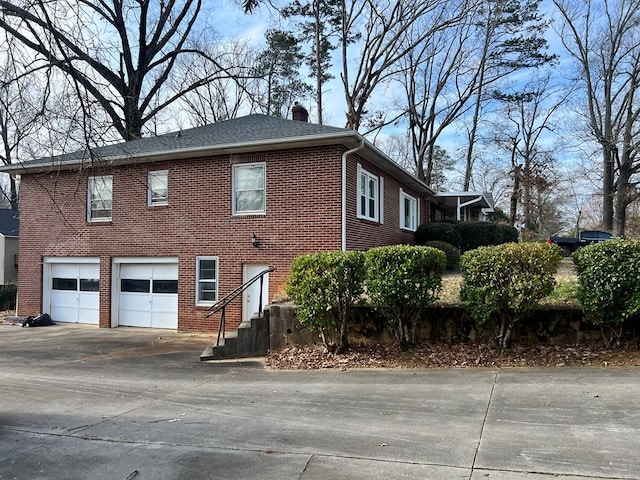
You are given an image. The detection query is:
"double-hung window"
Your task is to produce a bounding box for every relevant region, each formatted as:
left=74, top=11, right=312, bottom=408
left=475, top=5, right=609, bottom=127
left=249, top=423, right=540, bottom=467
left=357, top=164, right=382, bottom=222
left=400, top=189, right=418, bottom=231
left=196, top=256, right=218, bottom=305
left=87, top=175, right=113, bottom=222
left=148, top=170, right=168, bottom=206
left=232, top=162, right=266, bottom=215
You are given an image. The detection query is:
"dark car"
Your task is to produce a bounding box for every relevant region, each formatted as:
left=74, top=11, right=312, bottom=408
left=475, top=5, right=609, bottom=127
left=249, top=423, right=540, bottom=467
left=547, top=230, right=614, bottom=257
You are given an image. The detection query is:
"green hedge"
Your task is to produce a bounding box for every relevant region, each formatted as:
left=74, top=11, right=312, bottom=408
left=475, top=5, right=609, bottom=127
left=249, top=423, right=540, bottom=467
left=286, top=251, right=366, bottom=352
left=423, top=241, right=460, bottom=271
left=287, top=246, right=446, bottom=353
left=460, top=242, right=561, bottom=348
left=416, top=221, right=518, bottom=253
left=573, top=239, right=640, bottom=344
left=415, top=222, right=461, bottom=248
left=365, top=245, right=446, bottom=351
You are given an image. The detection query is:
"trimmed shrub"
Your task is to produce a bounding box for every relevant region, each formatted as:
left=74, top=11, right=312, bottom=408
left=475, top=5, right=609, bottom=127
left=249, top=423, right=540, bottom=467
left=365, top=245, right=446, bottom=351
left=573, top=239, right=640, bottom=344
left=286, top=251, right=366, bottom=352
left=498, top=223, right=519, bottom=243
left=0, top=283, right=16, bottom=310
left=415, top=222, right=461, bottom=248
left=458, top=222, right=505, bottom=253
left=460, top=242, right=562, bottom=348
left=423, top=240, right=460, bottom=271
left=416, top=221, right=519, bottom=253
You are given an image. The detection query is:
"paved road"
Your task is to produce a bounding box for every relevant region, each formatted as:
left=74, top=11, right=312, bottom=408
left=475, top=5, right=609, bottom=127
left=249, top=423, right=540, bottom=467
left=1, top=323, right=639, bottom=480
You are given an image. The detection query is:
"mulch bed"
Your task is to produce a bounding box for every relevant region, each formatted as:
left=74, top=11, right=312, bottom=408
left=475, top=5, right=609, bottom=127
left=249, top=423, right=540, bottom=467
left=266, top=341, right=640, bottom=370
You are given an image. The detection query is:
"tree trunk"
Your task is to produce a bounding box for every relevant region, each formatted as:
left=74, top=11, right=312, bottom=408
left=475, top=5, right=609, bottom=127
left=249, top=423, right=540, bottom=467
left=314, top=0, right=323, bottom=125
left=614, top=163, right=629, bottom=237
left=510, top=166, right=521, bottom=226
left=498, top=316, right=513, bottom=349
left=8, top=174, right=17, bottom=210
left=603, top=144, right=615, bottom=231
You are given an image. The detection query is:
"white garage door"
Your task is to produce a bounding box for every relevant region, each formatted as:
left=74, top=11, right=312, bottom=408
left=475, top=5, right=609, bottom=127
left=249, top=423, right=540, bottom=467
left=49, top=262, right=100, bottom=324
left=118, top=263, right=178, bottom=329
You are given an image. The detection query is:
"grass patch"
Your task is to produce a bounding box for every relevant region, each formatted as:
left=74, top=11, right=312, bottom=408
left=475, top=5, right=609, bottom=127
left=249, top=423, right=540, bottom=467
left=436, top=258, right=579, bottom=306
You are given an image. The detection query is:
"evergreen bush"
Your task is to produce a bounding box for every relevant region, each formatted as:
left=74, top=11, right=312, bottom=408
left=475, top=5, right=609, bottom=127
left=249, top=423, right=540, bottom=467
left=458, top=222, right=503, bottom=253
left=286, top=251, right=366, bottom=352
left=365, top=245, right=446, bottom=351
left=415, top=222, right=461, bottom=248
left=416, top=221, right=518, bottom=253
left=573, top=239, right=640, bottom=344
left=460, top=242, right=561, bottom=348
left=423, top=240, right=460, bottom=271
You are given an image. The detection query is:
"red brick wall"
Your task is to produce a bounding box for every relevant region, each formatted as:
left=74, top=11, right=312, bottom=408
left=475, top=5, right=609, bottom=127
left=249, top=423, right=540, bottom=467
left=17, top=144, right=429, bottom=332
left=345, top=155, right=423, bottom=250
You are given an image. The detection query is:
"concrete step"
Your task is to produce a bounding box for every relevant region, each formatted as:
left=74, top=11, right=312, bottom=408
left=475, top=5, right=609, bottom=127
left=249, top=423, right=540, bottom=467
left=200, top=313, right=270, bottom=361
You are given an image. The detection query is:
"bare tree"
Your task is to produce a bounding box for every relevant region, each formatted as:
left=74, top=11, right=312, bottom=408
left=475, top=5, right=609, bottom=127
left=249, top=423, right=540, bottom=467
left=462, top=0, right=557, bottom=191
left=0, top=0, right=237, bottom=141
left=554, top=0, right=640, bottom=235
left=398, top=2, right=477, bottom=184
left=0, top=36, right=53, bottom=208
left=338, top=0, right=469, bottom=131
left=491, top=71, right=568, bottom=230
left=175, top=38, right=260, bottom=126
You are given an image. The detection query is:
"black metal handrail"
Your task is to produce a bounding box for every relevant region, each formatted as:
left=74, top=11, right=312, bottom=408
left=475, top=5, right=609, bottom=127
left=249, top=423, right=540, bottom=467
left=205, top=267, right=276, bottom=347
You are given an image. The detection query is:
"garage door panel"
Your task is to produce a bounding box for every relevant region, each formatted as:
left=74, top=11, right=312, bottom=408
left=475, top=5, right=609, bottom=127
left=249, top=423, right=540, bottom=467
left=50, top=291, right=79, bottom=322
left=152, top=264, right=178, bottom=278
left=120, top=313, right=152, bottom=328
left=151, top=294, right=177, bottom=312
left=79, top=263, right=99, bottom=279
left=120, top=264, right=151, bottom=278
left=119, top=292, right=149, bottom=310
left=52, top=264, right=79, bottom=278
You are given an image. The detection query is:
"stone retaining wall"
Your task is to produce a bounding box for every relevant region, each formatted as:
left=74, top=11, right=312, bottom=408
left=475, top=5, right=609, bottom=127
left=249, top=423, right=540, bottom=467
left=269, top=302, right=611, bottom=350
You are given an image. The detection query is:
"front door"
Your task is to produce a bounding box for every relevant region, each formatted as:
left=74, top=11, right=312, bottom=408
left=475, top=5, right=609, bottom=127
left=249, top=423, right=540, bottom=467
left=242, top=264, right=270, bottom=323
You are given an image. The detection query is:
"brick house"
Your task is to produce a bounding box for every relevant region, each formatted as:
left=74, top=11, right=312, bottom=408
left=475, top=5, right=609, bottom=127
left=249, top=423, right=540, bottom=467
left=2, top=114, right=438, bottom=332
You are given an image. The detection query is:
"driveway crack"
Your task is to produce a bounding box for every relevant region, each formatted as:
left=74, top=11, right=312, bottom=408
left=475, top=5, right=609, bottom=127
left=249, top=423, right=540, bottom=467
left=470, top=369, right=499, bottom=479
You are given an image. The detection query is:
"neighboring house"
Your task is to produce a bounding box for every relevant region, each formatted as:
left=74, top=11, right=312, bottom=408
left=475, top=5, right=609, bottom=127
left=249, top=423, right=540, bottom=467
left=0, top=209, right=19, bottom=285
left=0, top=114, right=441, bottom=332
left=433, top=192, right=495, bottom=222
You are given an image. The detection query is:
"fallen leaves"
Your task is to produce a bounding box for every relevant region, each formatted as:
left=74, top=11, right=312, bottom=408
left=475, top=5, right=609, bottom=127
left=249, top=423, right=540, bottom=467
left=265, top=341, right=640, bottom=370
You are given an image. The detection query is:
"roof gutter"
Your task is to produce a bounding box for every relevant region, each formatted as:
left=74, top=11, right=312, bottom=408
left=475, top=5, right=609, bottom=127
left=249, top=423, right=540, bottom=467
left=342, top=139, right=365, bottom=251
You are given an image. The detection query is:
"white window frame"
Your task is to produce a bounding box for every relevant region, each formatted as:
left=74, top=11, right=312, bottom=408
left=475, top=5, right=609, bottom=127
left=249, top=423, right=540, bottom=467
left=196, top=256, right=219, bottom=306
left=400, top=189, right=418, bottom=232
left=357, top=163, right=382, bottom=222
left=87, top=175, right=113, bottom=222
left=232, top=162, right=266, bottom=215
left=148, top=170, right=168, bottom=206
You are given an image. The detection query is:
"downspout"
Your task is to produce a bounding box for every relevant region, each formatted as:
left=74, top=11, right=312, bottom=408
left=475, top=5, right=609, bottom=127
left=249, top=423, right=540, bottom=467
left=342, top=140, right=365, bottom=251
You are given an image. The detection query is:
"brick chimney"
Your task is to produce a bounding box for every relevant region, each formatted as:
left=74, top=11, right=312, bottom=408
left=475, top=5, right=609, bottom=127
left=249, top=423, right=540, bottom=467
left=291, top=102, right=309, bottom=122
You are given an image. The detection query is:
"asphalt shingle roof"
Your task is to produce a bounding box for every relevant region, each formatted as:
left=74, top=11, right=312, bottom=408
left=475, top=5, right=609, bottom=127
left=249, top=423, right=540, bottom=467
left=16, top=115, right=352, bottom=169
left=0, top=114, right=433, bottom=196
left=0, top=209, right=19, bottom=236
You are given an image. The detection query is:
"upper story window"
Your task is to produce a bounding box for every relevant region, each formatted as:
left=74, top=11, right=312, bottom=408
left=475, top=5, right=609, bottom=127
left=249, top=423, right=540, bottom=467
left=400, top=189, right=418, bottom=231
left=148, top=170, right=168, bottom=206
left=196, top=256, right=218, bottom=305
left=87, top=175, right=113, bottom=222
left=357, top=163, right=383, bottom=222
left=232, top=162, right=266, bottom=215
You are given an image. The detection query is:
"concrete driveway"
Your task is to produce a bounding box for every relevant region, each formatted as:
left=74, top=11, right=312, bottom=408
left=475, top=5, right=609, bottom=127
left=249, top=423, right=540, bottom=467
left=1, top=323, right=640, bottom=480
